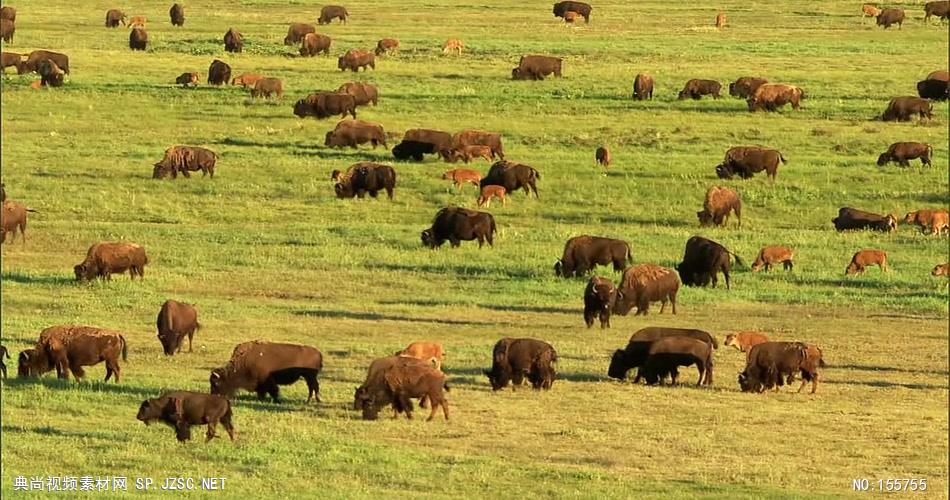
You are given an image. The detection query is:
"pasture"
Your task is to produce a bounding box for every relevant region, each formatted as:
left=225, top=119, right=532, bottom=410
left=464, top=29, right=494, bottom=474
left=1, top=0, right=948, bottom=497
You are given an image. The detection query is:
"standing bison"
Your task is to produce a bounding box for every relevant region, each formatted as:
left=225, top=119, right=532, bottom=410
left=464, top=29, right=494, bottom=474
left=882, top=96, right=933, bottom=121
left=729, top=77, right=769, bottom=99
left=554, top=235, right=631, bottom=277
left=357, top=361, right=449, bottom=421
left=169, top=3, right=185, bottom=26
left=739, top=341, right=825, bottom=394
left=207, top=59, right=231, bottom=85
left=751, top=246, right=794, bottom=272
left=293, top=92, right=357, bottom=119
left=105, top=9, right=127, bottom=27
left=480, top=161, right=539, bottom=197
left=639, top=336, right=713, bottom=386
left=338, top=49, right=374, bottom=72
left=583, top=276, right=617, bottom=329
left=129, top=28, right=148, bottom=51
left=1, top=200, right=35, bottom=244
left=21, top=50, right=70, bottom=74
left=485, top=337, right=557, bottom=391
left=224, top=28, right=243, bottom=53
left=876, top=8, right=905, bottom=28
left=924, top=1, right=949, bottom=22
left=613, top=264, right=679, bottom=316
left=632, top=73, right=653, bottom=100
left=74, top=241, right=149, bottom=281
left=284, top=23, right=316, bottom=45
left=333, top=162, right=396, bottom=199
left=300, top=32, right=332, bottom=56
left=716, top=146, right=786, bottom=180
left=553, top=1, right=591, bottom=22
left=453, top=130, right=505, bottom=159
left=747, top=83, right=804, bottom=111
left=678, top=79, right=721, bottom=100
left=877, top=142, right=933, bottom=167
left=697, top=186, right=742, bottom=228
left=337, top=81, right=377, bottom=106
left=153, top=145, right=218, bottom=179
left=318, top=5, right=349, bottom=25
left=138, top=391, right=235, bottom=443
left=156, top=300, right=200, bottom=355
left=19, top=325, right=128, bottom=382
left=325, top=119, right=386, bottom=149
left=607, top=327, right=717, bottom=382
left=511, top=55, right=562, bottom=81
left=210, top=341, right=323, bottom=403
left=676, top=236, right=743, bottom=288
left=421, top=207, right=496, bottom=248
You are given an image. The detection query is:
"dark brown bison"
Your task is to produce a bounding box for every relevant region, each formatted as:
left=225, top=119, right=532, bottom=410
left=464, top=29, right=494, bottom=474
left=250, top=77, right=283, bottom=98
left=697, top=186, right=741, bottom=228
left=138, top=391, right=235, bottom=442
left=0, top=344, right=7, bottom=379
left=421, top=206, right=496, bottom=248
left=338, top=49, right=374, bottom=72
left=553, top=1, right=591, bottom=22
left=175, top=72, right=199, bottom=87
left=156, top=300, right=200, bottom=355
left=632, top=73, right=653, bottom=100
left=453, top=130, right=505, bottom=159
left=554, top=235, right=631, bottom=277
left=210, top=341, right=323, bottom=403
left=925, top=1, right=950, bottom=22
left=1, top=5, right=15, bottom=22
left=583, top=276, right=617, bottom=329
left=607, top=327, right=718, bottom=381
left=747, top=83, right=803, bottom=111
left=512, top=55, right=562, bottom=80
left=333, top=162, right=396, bottom=199
left=337, top=81, right=377, bottom=106
left=595, top=146, right=611, bottom=168
left=480, top=160, right=539, bottom=197
left=300, top=32, right=331, bottom=56
left=105, top=9, right=127, bottom=27
left=832, top=207, right=896, bottom=232
left=37, top=60, right=65, bottom=87
left=169, top=3, right=185, bottom=26
left=676, top=236, right=743, bottom=288
left=716, top=146, right=786, bottom=180
left=729, top=77, right=769, bottom=98
left=877, top=142, right=932, bottom=167
left=318, top=5, right=349, bottom=24
left=1, top=51, right=22, bottom=73
left=392, top=140, right=436, bottom=162
left=129, top=27, right=148, bottom=51
left=293, top=92, right=357, bottom=119
left=0, top=18, right=12, bottom=43
left=1, top=200, right=35, bottom=244
left=20, top=325, right=127, bottom=382
left=917, top=78, right=948, bottom=101
left=678, top=79, right=721, bottom=100
left=359, top=362, right=449, bottom=421
left=354, top=355, right=432, bottom=416
left=614, top=264, right=679, bottom=316
left=207, top=59, right=231, bottom=85
left=74, top=241, right=148, bottom=281
left=153, top=145, right=218, bottom=179
left=881, top=96, right=933, bottom=121
left=485, top=337, right=557, bottom=391
left=751, top=246, right=794, bottom=272
left=739, top=341, right=825, bottom=394
left=404, top=128, right=453, bottom=153
left=284, top=22, right=315, bottom=45
left=846, top=249, right=888, bottom=275
left=876, top=7, right=904, bottom=28
left=639, top=336, right=713, bottom=386
left=224, top=28, right=243, bottom=53
left=325, top=119, right=386, bottom=149
left=21, top=50, right=70, bottom=74
left=375, top=38, right=399, bottom=56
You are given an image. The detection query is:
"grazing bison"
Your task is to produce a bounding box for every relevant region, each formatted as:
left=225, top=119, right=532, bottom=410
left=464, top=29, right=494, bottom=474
left=392, top=140, right=436, bottom=162
left=337, top=81, right=377, bottom=106
left=553, top=1, right=591, bottom=22
left=0, top=18, right=12, bottom=43
left=932, top=263, right=949, bottom=276
left=729, top=77, right=769, bottom=99
left=325, top=119, right=386, bottom=149
left=169, top=3, right=185, bottom=26
left=716, top=146, right=786, bottom=180
left=724, top=331, right=770, bottom=356
left=877, top=142, right=933, bottom=167
left=153, top=145, right=218, bottom=179
left=138, top=391, right=235, bottom=442
left=881, top=96, right=933, bottom=122
left=1, top=201, right=35, bottom=243
left=925, top=1, right=950, bottom=22
left=129, top=27, right=148, bottom=51
left=904, top=209, right=949, bottom=235
left=927, top=70, right=949, bottom=81
left=210, top=341, right=323, bottom=403
left=375, top=38, right=399, bottom=56
left=485, top=337, right=557, bottom=391
left=739, top=341, right=825, bottom=394
left=284, top=23, right=315, bottom=45
left=917, top=78, right=948, bottom=101
left=37, top=60, right=65, bottom=87
left=607, top=327, right=718, bottom=381
left=231, top=73, right=263, bottom=88
left=300, top=32, right=331, bottom=56
left=293, top=92, right=357, bottom=119
left=105, top=9, right=126, bottom=27
left=22, top=50, right=70, bottom=74
left=876, top=7, right=904, bottom=28
left=512, top=55, right=563, bottom=81
left=156, top=300, right=200, bottom=355
left=677, top=236, right=743, bottom=288
left=583, top=276, right=617, bottom=329
left=334, top=162, right=396, bottom=199
left=360, top=362, right=449, bottom=421
left=442, top=168, right=481, bottom=190
left=832, top=207, right=896, bottom=232
left=554, top=235, right=631, bottom=278
left=632, top=73, right=653, bottom=100
left=207, top=59, right=231, bottom=86
left=127, top=15, right=146, bottom=28
left=250, top=77, right=283, bottom=98
left=595, top=146, right=610, bottom=168
left=354, top=355, right=432, bottom=415
left=563, top=11, right=581, bottom=23
left=477, top=185, right=506, bottom=208
left=678, top=79, right=721, bottom=100
left=748, top=83, right=803, bottom=111
left=1, top=51, right=22, bottom=73
left=614, top=264, right=679, bottom=316
left=223, top=28, right=243, bottom=53
left=318, top=5, right=348, bottom=25
left=698, top=186, right=742, bottom=228
left=175, top=72, right=199, bottom=87
left=405, top=128, right=453, bottom=153
left=445, top=144, right=495, bottom=164
left=74, top=242, right=148, bottom=281
left=862, top=4, right=881, bottom=18
left=480, top=161, right=538, bottom=197
left=20, top=325, right=127, bottom=382
left=421, top=207, right=496, bottom=248
left=846, top=249, right=888, bottom=275
left=454, top=130, right=505, bottom=159
left=751, top=246, right=794, bottom=272
left=0, top=5, right=14, bottom=22
left=639, top=336, right=713, bottom=386
left=396, top=341, right=445, bottom=371
left=442, top=38, right=464, bottom=55
left=338, top=49, right=374, bottom=72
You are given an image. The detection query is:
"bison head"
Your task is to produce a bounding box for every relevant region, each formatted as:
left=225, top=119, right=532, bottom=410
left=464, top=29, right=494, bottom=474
left=74, top=263, right=95, bottom=281
left=696, top=210, right=714, bottom=227
left=845, top=262, right=860, bottom=276
left=737, top=371, right=754, bottom=392
left=17, top=349, right=37, bottom=377
left=337, top=56, right=347, bottom=70
left=324, top=131, right=335, bottom=147
left=483, top=369, right=510, bottom=391
left=728, top=82, right=738, bottom=97
left=677, top=90, right=688, bottom=100
left=157, top=331, right=180, bottom=356
left=715, top=163, right=734, bottom=179
left=209, top=368, right=228, bottom=395
left=553, top=260, right=563, bottom=277
left=136, top=398, right=164, bottom=425
left=293, top=99, right=313, bottom=118
left=607, top=350, right=630, bottom=380
left=353, top=386, right=371, bottom=411
left=152, top=163, right=174, bottom=179
left=884, top=214, right=897, bottom=232
left=511, top=67, right=523, bottom=80
left=420, top=229, right=437, bottom=248
left=876, top=153, right=890, bottom=166
left=331, top=169, right=343, bottom=181
left=723, top=334, right=739, bottom=349
left=932, top=264, right=948, bottom=277
left=334, top=182, right=353, bottom=199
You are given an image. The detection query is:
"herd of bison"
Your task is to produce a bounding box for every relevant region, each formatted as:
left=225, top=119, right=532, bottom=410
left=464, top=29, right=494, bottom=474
left=0, top=1, right=949, bottom=442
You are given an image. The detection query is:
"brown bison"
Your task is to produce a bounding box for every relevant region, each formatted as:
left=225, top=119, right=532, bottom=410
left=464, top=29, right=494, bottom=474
left=405, top=128, right=453, bottom=153
left=224, top=28, right=243, bottom=53
left=0, top=344, right=7, bottom=379
left=251, top=77, right=283, bottom=98
left=607, top=327, right=718, bottom=381
left=846, top=249, right=888, bottom=275
left=325, top=119, right=386, bottom=149
left=442, top=168, right=481, bottom=190
left=881, top=96, right=932, bottom=121
left=105, top=9, right=127, bottom=27
left=480, top=160, right=538, bottom=197
left=0, top=6, right=13, bottom=22
left=231, top=73, right=263, bottom=88
left=442, top=38, right=464, bottom=55
left=1, top=51, right=22, bottom=73
left=632, top=73, right=653, bottom=100
left=715, top=12, right=726, bottom=28
left=0, top=18, right=12, bottom=43
left=512, top=55, right=563, bottom=81
left=678, top=79, right=721, bottom=100
left=583, top=276, right=617, bottom=329
left=359, top=362, right=449, bottom=421
left=676, top=235, right=743, bottom=288
left=876, top=7, right=904, bottom=28
left=20, top=325, right=128, bottom=382
left=210, top=341, right=323, bottom=403
left=832, top=207, right=896, bottom=232
left=421, top=206, right=496, bottom=248
left=595, top=146, right=610, bottom=168
left=729, top=77, right=769, bottom=99
left=485, top=337, right=557, bottom=390
left=877, top=142, right=933, bottom=167
left=207, top=59, right=231, bottom=86
left=724, top=331, right=770, bottom=356
left=925, top=1, right=950, bottom=22
left=1, top=200, right=35, bottom=243
left=175, top=72, right=199, bottom=87
left=453, top=130, right=505, bottom=159
left=300, top=32, right=332, bottom=56
left=747, top=83, right=803, bottom=111
left=555, top=235, right=631, bottom=278
left=293, top=92, right=357, bottom=119
left=153, top=145, right=218, bottom=179
left=739, top=341, right=825, bottom=394
left=393, top=140, right=437, bottom=162
left=156, top=300, right=200, bottom=355
left=375, top=38, right=399, bottom=56
left=395, top=341, right=445, bottom=371
left=284, top=23, right=315, bottom=45
left=932, top=263, right=949, bottom=276
left=338, top=49, right=374, bottom=72
left=127, top=15, right=146, bottom=28
left=445, top=144, right=495, bottom=163
left=477, top=185, right=506, bottom=208
left=22, top=50, right=70, bottom=74
left=74, top=242, right=148, bottom=281
left=639, top=336, right=713, bottom=386
left=354, top=355, right=432, bottom=416
left=337, top=81, right=378, bottom=106
left=38, top=60, right=65, bottom=87
left=563, top=11, right=581, bottom=23
left=903, top=209, right=949, bottom=235
left=318, top=5, right=349, bottom=24
left=614, top=264, right=679, bottom=316
left=169, top=3, right=185, bottom=26
left=138, top=391, right=235, bottom=442
left=553, top=1, right=591, bottom=22
left=917, top=78, right=948, bottom=101
left=698, top=186, right=742, bottom=228
left=129, top=27, right=148, bottom=51
left=751, top=246, right=794, bottom=272
left=716, top=146, right=786, bottom=180
left=334, top=162, right=396, bottom=199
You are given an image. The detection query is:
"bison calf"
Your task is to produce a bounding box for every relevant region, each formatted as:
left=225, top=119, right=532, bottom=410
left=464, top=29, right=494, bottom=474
left=395, top=341, right=445, bottom=371
left=697, top=186, right=741, bottom=228
left=932, top=263, right=949, bottom=276
left=751, top=246, right=794, bottom=272
left=846, top=249, right=888, bottom=275
left=137, top=391, right=235, bottom=442
left=903, top=209, right=949, bottom=235
left=442, top=169, right=481, bottom=190
left=477, top=185, right=506, bottom=208
left=724, top=331, right=770, bottom=355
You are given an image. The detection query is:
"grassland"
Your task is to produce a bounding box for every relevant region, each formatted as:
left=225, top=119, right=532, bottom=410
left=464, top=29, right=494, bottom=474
left=1, top=0, right=948, bottom=498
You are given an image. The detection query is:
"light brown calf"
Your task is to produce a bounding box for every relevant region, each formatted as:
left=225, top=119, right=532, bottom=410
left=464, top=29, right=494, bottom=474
left=452, top=145, right=494, bottom=163
left=715, top=12, right=726, bottom=28
left=127, top=16, right=146, bottom=28
left=441, top=169, right=481, bottom=190
left=395, top=341, right=444, bottom=371
left=564, top=11, right=581, bottom=23
left=846, top=249, right=888, bottom=275
left=862, top=4, right=881, bottom=18
left=231, top=73, right=264, bottom=88
left=932, top=263, right=949, bottom=277
left=477, top=185, right=507, bottom=208
left=904, top=209, right=949, bottom=235
left=751, top=246, right=794, bottom=272
left=724, top=331, right=770, bottom=358
left=442, top=38, right=464, bottom=55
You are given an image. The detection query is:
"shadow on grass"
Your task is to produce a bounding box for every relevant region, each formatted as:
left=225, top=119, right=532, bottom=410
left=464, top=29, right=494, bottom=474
left=370, top=262, right=539, bottom=279
left=558, top=372, right=607, bottom=383
left=833, top=363, right=949, bottom=376
left=3, top=377, right=158, bottom=396
left=825, top=379, right=946, bottom=390
left=1, top=271, right=74, bottom=286
left=293, top=309, right=497, bottom=327
left=2, top=424, right=115, bottom=440
left=477, top=303, right=576, bottom=315
left=540, top=212, right=693, bottom=228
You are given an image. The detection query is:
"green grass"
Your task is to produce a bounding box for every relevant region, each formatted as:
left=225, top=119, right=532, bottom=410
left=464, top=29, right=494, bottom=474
left=1, top=0, right=948, bottom=498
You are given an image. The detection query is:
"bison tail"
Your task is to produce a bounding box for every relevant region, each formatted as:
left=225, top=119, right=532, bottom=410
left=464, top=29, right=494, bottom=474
left=25, top=208, right=38, bottom=213
left=120, top=335, right=129, bottom=361
left=731, top=253, right=745, bottom=268
left=779, top=153, right=788, bottom=164
left=195, top=321, right=202, bottom=332
left=443, top=381, right=451, bottom=392
left=533, top=169, right=541, bottom=180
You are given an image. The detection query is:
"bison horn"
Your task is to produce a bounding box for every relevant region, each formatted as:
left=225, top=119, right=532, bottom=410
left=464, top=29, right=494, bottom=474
left=210, top=371, right=221, bottom=380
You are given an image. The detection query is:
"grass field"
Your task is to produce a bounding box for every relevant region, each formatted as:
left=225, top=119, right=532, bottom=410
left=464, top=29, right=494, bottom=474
left=1, top=0, right=948, bottom=498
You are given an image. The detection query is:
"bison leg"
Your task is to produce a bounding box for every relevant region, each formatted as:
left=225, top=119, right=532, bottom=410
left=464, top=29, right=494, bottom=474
left=267, top=384, right=281, bottom=403
left=722, top=266, right=731, bottom=290
left=187, top=331, right=194, bottom=352
left=385, top=187, right=394, bottom=200
left=205, top=421, right=218, bottom=442
left=669, top=368, right=679, bottom=385
left=511, top=372, right=525, bottom=389
left=783, top=260, right=793, bottom=271
left=600, top=310, right=610, bottom=329
left=584, top=310, right=595, bottom=328
left=70, top=364, right=86, bottom=382
left=105, top=357, right=121, bottom=382
left=222, top=413, right=236, bottom=441
left=304, top=372, right=321, bottom=403
left=696, top=365, right=704, bottom=386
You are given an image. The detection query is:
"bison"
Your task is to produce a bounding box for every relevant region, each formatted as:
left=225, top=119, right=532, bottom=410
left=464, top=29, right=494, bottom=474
left=583, top=276, right=617, bottom=329
left=337, top=81, right=377, bottom=106
left=846, top=249, right=888, bottom=275
left=105, top=9, right=126, bottom=27
left=300, top=32, right=331, bottom=56
left=553, top=1, right=591, bottom=22
left=639, top=336, right=713, bottom=386
left=876, top=7, right=904, bottom=28
left=359, top=362, right=449, bottom=421
left=607, top=327, right=718, bottom=382
left=751, top=246, right=794, bottom=272
left=22, top=50, right=70, bottom=74
left=932, top=263, right=949, bottom=276
left=153, top=145, right=218, bottom=179
left=554, top=235, right=631, bottom=278
left=861, top=4, right=881, bottom=18
left=210, top=341, right=323, bottom=403
left=445, top=144, right=495, bottom=164
left=294, top=92, right=357, bottom=119
left=512, top=55, right=563, bottom=81
left=729, top=77, right=769, bottom=99
left=284, top=22, right=315, bottom=45
left=453, top=130, right=505, bottom=159
left=0, top=6, right=13, bottom=22
left=0, top=344, right=7, bottom=379
left=38, top=60, right=65, bottom=87
left=716, top=146, right=786, bottom=181
left=175, top=72, right=199, bottom=87
left=480, top=161, right=538, bottom=197
left=832, top=207, right=896, bottom=232
left=395, top=341, right=445, bottom=371
left=1, top=51, right=22, bottom=74
left=676, top=235, right=743, bottom=288
left=250, top=77, right=283, bottom=98
left=678, top=79, right=721, bottom=100
left=325, top=119, right=386, bottom=149
left=697, top=186, right=742, bottom=228
left=20, top=325, right=127, bottom=382
left=917, top=78, right=948, bottom=101
left=138, top=391, right=235, bottom=442
left=338, top=49, right=374, bottom=72
left=903, top=209, right=949, bottom=235
left=632, top=73, right=654, bottom=100
left=739, top=341, right=825, bottom=394
left=375, top=38, right=399, bottom=56
left=231, top=73, right=263, bottom=88
left=0, top=18, right=12, bottom=43
left=925, top=1, right=950, bottom=22
left=595, top=146, right=610, bottom=168
left=207, top=59, right=231, bottom=86
left=485, top=337, right=557, bottom=391
left=421, top=207, right=496, bottom=248
left=747, top=83, right=803, bottom=112
left=441, top=168, right=481, bottom=190
left=127, top=15, right=146, bottom=28
left=354, top=355, right=433, bottom=416
left=613, top=264, right=679, bottom=316
left=74, top=242, right=148, bottom=281
left=724, top=331, right=770, bottom=356
left=318, top=5, right=348, bottom=24
left=156, top=300, right=200, bottom=355
left=333, top=162, right=396, bottom=199
left=224, top=28, right=243, bottom=53
left=392, top=140, right=436, bottom=162
left=129, top=27, right=148, bottom=51
left=1, top=200, right=35, bottom=243
left=877, top=142, right=933, bottom=168
left=715, top=12, right=726, bottom=28
left=169, top=3, right=185, bottom=27
left=442, top=38, right=464, bottom=55
left=477, top=185, right=506, bottom=208
left=881, top=96, right=932, bottom=122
